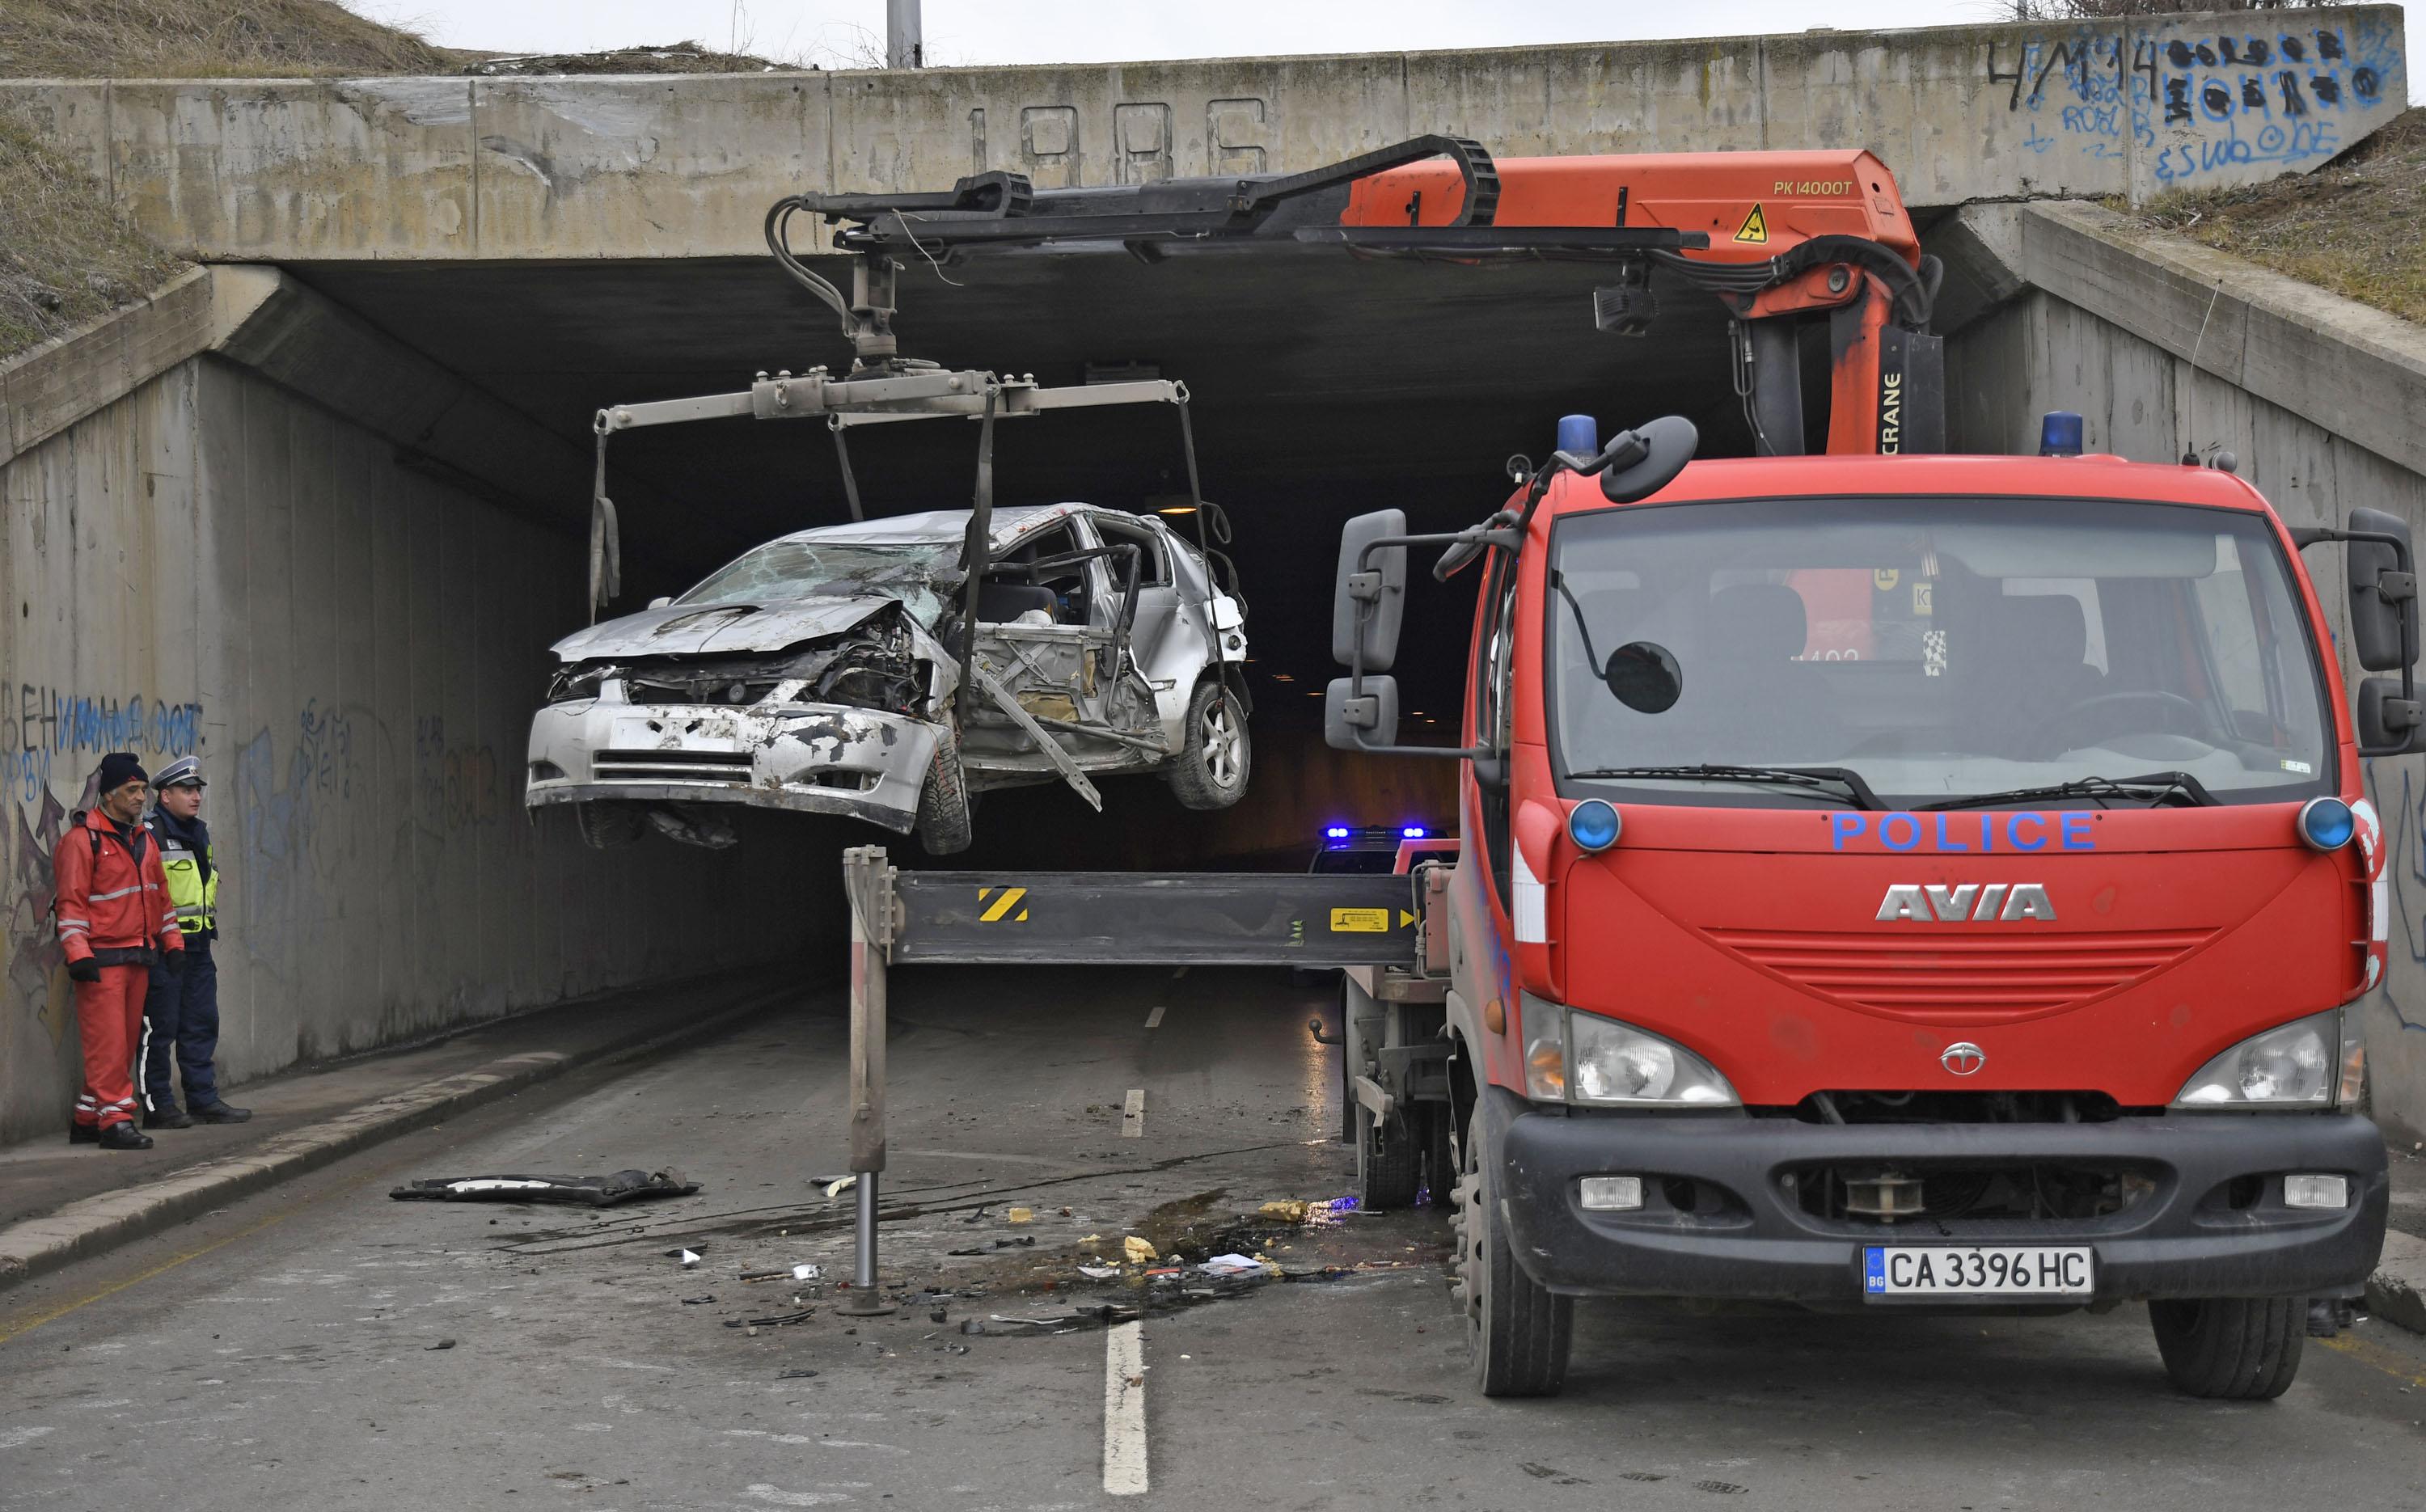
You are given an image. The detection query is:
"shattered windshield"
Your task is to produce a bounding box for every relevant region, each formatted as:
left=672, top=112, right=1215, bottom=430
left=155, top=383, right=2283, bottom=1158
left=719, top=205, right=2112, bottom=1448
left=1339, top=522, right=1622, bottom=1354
left=678, top=539, right=961, bottom=626
left=1546, top=496, right=2331, bottom=809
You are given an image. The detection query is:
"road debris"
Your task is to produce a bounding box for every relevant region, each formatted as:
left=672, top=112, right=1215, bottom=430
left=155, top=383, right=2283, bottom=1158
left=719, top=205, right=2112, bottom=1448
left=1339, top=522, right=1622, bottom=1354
left=725, top=1310, right=816, bottom=1329
left=1006, top=1206, right=1034, bottom=1225
left=1122, top=1236, right=1159, bottom=1265
left=679, top=1295, right=716, bottom=1305
left=1077, top=1265, right=1120, bottom=1281
left=425, top=1338, right=457, bottom=1351
left=824, top=1175, right=859, bottom=1199
left=1199, top=1254, right=1270, bottom=1276
left=390, top=1169, right=699, bottom=1206
left=670, top=1248, right=702, bottom=1268
left=776, top=1368, right=819, bottom=1379
left=792, top=1263, right=822, bottom=1281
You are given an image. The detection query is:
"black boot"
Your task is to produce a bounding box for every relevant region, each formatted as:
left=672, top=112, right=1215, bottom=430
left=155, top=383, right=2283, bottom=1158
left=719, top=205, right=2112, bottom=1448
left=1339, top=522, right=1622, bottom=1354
left=97, top=1122, right=154, bottom=1151
left=144, top=1107, right=193, bottom=1130
left=192, top=1103, right=251, bottom=1124
left=68, top=1122, right=98, bottom=1145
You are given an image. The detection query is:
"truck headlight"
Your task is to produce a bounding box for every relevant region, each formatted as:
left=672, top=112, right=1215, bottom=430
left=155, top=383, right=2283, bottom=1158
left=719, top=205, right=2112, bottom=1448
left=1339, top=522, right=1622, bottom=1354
left=2172, top=1009, right=2338, bottom=1109
left=1521, top=995, right=1739, bottom=1108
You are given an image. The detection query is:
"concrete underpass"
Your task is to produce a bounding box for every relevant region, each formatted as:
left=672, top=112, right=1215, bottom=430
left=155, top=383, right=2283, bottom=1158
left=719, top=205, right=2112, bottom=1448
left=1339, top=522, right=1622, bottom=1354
left=6, top=6, right=2426, bottom=1498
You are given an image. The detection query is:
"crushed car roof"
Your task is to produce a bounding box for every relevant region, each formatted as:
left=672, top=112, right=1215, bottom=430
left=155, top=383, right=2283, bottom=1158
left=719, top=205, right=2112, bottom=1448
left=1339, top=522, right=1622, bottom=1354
left=784, top=503, right=1094, bottom=549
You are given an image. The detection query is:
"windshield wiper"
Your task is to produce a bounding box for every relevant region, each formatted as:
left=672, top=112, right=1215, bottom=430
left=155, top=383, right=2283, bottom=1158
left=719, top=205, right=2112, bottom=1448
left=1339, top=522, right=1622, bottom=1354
left=1917, top=771, right=2217, bottom=812
left=1566, top=763, right=1885, bottom=810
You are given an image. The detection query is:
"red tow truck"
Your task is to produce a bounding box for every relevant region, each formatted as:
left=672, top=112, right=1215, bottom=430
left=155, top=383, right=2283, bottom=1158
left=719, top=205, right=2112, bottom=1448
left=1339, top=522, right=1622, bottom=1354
left=1328, top=424, right=2404, bottom=1400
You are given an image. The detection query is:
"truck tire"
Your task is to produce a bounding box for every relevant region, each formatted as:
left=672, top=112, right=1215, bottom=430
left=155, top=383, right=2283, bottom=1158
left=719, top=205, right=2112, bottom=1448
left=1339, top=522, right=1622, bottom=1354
left=573, top=801, right=647, bottom=850
left=1456, top=1103, right=1572, bottom=1396
left=1165, top=679, right=1251, bottom=810
left=2148, top=1297, right=2306, bottom=1400
left=915, top=724, right=974, bottom=856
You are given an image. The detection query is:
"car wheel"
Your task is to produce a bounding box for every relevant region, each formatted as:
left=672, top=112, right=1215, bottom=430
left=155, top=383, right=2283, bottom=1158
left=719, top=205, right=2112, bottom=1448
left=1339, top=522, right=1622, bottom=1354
left=915, top=723, right=974, bottom=856
left=2148, top=1297, right=2306, bottom=1400
left=573, top=801, right=647, bottom=850
left=1454, top=1099, right=1572, bottom=1397
left=1167, top=679, right=1251, bottom=810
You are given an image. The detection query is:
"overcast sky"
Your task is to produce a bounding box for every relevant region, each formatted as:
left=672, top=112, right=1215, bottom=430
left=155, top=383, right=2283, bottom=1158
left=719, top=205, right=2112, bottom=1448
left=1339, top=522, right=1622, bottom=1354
left=349, top=1, right=2018, bottom=66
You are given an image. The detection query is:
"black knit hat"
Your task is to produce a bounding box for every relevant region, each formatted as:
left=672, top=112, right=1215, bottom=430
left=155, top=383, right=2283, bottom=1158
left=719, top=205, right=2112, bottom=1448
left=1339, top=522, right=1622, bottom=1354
left=96, top=752, right=148, bottom=794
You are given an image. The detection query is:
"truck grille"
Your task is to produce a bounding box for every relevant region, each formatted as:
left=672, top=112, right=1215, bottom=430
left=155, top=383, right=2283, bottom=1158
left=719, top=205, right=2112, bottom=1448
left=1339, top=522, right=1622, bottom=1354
left=1706, top=927, right=2215, bottom=1025
left=592, top=750, right=754, bottom=784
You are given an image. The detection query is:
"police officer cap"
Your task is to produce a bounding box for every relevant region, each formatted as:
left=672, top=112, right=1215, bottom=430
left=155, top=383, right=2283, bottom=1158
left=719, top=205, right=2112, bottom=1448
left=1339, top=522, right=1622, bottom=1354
left=154, top=755, right=205, bottom=789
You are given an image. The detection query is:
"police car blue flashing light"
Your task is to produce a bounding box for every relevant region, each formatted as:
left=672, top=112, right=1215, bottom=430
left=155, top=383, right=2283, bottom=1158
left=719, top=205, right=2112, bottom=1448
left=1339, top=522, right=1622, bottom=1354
left=1569, top=800, right=1621, bottom=852
left=1325, top=826, right=1350, bottom=840
left=2297, top=797, right=2355, bottom=852
left=1401, top=826, right=1427, bottom=839
left=2039, top=411, right=2084, bottom=458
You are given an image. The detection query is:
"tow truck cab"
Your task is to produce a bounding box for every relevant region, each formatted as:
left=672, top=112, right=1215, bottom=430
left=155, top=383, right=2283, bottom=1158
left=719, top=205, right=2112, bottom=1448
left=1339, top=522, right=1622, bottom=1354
left=1330, top=440, right=2410, bottom=1400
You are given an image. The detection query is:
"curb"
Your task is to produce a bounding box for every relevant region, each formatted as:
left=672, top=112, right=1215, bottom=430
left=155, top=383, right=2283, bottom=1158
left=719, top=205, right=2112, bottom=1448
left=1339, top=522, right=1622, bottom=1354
left=2369, top=1230, right=2426, bottom=1336
left=0, top=983, right=790, bottom=1293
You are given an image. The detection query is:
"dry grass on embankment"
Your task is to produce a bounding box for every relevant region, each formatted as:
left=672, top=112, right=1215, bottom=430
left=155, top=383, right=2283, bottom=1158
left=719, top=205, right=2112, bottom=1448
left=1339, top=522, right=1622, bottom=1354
left=2134, top=106, right=2426, bottom=326
left=0, top=114, right=186, bottom=362
left=0, top=0, right=462, bottom=78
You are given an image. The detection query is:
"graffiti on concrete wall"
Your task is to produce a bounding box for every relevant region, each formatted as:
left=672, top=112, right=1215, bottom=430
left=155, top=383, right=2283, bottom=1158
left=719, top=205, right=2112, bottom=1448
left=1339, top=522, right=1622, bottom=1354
left=2364, top=760, right=2426, bottom=1037
left=1, top=682, right=209, bottom=1046
left=235, top=699, right=365, bottom=974
left=414, top=717, right=504, bottom=833
left=1988, top=19, right=2400, bottom=184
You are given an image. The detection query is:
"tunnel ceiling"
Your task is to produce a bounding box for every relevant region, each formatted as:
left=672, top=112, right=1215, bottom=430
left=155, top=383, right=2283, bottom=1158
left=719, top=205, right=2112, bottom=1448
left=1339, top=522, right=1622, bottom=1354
left=294, top=244, right=1756, bottom=718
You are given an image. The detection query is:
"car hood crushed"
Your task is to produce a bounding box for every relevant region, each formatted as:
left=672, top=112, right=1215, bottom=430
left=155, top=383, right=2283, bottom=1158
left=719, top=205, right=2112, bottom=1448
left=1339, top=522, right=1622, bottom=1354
left=550, top=595, right=912, bottom=661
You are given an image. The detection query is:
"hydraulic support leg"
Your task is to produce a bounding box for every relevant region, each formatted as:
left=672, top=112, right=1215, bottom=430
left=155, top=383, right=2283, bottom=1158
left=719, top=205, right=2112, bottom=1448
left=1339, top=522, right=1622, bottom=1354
left=841, top=847, right=898, bottom=1316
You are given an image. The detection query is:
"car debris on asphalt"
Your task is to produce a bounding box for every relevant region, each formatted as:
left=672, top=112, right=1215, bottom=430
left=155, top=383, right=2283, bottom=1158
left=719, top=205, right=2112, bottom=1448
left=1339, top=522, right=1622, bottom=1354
left=390, top=1169, right=699, bottom=1206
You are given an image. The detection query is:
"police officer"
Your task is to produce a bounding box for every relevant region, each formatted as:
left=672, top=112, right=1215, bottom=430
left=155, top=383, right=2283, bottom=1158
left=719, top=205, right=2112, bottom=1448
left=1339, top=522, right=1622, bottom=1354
left=140, top=756, right=249, bottom=1128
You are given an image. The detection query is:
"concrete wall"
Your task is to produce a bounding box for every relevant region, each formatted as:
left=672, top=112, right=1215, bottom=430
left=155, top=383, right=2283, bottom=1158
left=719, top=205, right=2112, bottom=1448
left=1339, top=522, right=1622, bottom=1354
left=1, top=6, right=2405, bottom=262
left=0, top=351, right=801, bottom=1144
left=1939, top=205, right=2426, bottom=1143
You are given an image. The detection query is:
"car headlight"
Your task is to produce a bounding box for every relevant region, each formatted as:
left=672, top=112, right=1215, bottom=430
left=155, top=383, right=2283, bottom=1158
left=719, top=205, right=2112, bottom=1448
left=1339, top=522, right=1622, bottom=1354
left=548, top=665, right=610, bottom=704
left=2173, top=1009, right=2341, bottom=1109
left=1520, top=995, right=1739, bottom=1108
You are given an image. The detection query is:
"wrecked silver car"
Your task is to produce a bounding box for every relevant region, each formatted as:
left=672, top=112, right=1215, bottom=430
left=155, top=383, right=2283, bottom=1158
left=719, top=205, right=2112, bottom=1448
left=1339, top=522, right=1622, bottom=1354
left=526, top=504, right=1250, bottom=855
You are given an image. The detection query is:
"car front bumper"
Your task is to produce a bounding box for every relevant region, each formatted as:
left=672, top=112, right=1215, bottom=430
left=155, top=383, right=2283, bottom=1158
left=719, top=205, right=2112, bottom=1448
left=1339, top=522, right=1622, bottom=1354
left=526, top=699, right=938, bottom=834
left=1485, top=1086, right=2390, bottom=1303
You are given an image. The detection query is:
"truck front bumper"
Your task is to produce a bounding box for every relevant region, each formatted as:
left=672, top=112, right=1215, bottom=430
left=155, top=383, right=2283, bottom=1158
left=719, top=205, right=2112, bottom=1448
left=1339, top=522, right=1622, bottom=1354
left=1489, top=1087, right=2389, bottom=1303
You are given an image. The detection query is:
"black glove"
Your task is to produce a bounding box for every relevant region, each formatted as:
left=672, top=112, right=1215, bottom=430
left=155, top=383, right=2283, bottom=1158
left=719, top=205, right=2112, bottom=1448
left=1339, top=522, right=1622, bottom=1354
left=67, top=958, right=99, bottom=983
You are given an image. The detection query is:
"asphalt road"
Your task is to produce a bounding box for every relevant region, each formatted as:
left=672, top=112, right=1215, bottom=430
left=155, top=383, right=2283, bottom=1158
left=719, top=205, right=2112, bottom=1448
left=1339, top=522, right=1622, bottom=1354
left=2, top=965, right=2423, bottom=1511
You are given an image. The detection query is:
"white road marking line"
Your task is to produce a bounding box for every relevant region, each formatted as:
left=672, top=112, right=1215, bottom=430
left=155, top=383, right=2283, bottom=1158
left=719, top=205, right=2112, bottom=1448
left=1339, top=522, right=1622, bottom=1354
left=1121, top=1088, right=1146, bottom=1138
left=1102, top=1320, right=1148, bottom=1497
left=1143, top=1005, right=1165, bottom=1029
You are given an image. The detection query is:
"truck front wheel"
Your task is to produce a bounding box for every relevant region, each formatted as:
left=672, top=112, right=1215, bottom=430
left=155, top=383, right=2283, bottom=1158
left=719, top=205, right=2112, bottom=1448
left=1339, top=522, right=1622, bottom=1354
left=1454, top=1104, right=1572, bottom=1397
left=2147, top=1297, right=2306, bottom=1400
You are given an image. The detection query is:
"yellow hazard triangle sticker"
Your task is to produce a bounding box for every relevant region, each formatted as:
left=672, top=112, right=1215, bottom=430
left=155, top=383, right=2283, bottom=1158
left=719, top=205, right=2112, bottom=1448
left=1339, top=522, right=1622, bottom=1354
left=1733, top=203, right=1769, bottom=244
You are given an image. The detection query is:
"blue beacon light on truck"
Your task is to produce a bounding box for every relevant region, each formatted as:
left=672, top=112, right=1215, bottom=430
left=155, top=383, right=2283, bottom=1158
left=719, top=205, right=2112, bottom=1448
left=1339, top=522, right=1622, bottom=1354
left=2297, top=797, right=2355, bottom=851
left=2039, top=411, right=2084, bottom=458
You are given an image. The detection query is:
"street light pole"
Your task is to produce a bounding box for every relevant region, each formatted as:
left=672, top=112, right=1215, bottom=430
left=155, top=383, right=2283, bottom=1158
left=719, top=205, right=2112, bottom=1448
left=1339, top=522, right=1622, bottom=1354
left=885, top=0, right=922, bottom=68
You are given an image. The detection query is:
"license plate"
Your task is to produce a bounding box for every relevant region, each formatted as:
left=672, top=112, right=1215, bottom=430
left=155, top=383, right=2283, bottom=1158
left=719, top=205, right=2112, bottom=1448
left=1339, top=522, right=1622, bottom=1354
left=1863, top=1245, right=2093, bottom=1299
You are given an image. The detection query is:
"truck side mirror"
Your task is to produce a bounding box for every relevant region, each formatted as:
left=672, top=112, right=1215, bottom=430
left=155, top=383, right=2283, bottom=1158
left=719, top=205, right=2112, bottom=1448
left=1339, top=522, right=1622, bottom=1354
left=2357, top=675, right=2426, bottom=756
left=2346, top=506, right=2418, bottom=673
left=1599, top=415, right=1700, bottom=504
left=1325, top=674, right=1400, bottom=751
left=1333, top=510, right=1408, bottom=673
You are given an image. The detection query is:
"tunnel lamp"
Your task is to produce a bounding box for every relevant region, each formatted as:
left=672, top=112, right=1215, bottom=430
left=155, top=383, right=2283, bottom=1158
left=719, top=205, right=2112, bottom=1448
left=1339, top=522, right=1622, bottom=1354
left=1157, top=505, right=1198, bottom=516
left=2297, top=797, right=2355, bottom=851
left=1568, top=799, right=1621, bottom=852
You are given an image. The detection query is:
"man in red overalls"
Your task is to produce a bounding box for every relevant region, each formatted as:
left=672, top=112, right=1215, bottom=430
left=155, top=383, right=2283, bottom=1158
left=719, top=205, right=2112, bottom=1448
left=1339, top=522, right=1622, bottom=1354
left=56, top=753, right=185, bottom=1151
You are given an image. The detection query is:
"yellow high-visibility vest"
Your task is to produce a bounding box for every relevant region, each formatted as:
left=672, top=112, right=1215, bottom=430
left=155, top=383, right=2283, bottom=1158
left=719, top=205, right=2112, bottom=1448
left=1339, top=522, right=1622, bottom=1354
left=156, top=830, right=217, bottom=936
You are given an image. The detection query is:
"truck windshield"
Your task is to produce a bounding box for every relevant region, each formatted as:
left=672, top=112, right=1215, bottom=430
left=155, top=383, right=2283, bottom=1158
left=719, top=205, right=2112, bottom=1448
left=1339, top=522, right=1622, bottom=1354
left=679, top=540, right=960, bottom=626
left=1545, top=496, right=2331, bottom=809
